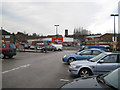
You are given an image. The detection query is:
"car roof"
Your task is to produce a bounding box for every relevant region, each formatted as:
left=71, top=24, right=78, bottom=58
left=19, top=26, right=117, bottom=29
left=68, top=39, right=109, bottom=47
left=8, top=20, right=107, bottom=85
left=85, top=48, right=104, bottom=51
left=103, top=52, right=120, bottom=55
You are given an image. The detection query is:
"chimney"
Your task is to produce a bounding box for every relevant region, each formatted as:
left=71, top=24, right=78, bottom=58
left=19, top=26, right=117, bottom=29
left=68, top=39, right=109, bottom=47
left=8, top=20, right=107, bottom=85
left=65, top=29, right=68, bottom=37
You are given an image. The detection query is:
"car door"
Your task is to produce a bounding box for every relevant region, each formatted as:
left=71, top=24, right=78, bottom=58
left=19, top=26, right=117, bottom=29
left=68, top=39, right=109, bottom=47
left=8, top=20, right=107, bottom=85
left=117, top=54, right=120, bottom=68
left=96, top=54, right=118, bottom=75
left=77, top=50, right=92, bottom=60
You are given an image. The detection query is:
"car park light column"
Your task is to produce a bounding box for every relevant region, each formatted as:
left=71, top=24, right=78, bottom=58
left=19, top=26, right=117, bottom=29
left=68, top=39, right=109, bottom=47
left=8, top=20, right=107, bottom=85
left=110, top=14, right=119, bottom=51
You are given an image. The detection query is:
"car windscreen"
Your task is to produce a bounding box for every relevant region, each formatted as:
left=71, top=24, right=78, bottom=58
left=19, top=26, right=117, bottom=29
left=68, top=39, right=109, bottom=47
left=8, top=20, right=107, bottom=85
left=103, top=68, right=119, bottom=89
left=9, top=43, right=16, bottom=49
left=89, top=53, right=106, bottom=62
left=77, top=49, right=86, bottom=55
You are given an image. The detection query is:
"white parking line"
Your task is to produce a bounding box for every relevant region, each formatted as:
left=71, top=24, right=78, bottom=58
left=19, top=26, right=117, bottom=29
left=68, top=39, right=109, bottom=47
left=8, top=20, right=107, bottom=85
left=2, top=64, right=31, bottom=74
left=60, top=79, right=69, bottom=82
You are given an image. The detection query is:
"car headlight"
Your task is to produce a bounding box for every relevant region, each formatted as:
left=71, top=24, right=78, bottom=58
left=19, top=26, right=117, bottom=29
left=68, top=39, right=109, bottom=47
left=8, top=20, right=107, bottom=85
left=64, top=55, right=66, bottom=58
left=71, top=65, right=82, bottom=68
left=71, top=65, right=76, bottom=68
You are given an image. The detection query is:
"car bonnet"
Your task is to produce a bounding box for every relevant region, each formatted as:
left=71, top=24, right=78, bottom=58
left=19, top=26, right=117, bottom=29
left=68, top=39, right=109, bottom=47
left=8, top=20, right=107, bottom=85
left=70, top=60, right=94, bottom=66
left=61, top=76, right=102, bottom=88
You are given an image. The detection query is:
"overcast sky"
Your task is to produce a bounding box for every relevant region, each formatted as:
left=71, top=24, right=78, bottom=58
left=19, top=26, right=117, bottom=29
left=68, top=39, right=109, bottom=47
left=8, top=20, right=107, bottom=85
left=1, top=0, right=120, bottom=36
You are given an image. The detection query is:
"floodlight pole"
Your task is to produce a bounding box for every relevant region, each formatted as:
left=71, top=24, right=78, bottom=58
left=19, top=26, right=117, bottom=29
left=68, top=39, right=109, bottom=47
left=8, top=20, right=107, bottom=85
left=110, top=14, right=119, bottom=41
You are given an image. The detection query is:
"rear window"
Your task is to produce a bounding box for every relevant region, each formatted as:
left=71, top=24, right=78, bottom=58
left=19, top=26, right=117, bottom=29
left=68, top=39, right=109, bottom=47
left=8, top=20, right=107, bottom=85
left=9, top=43, right=16, bottom=49
left=92, top=50, right=101, bottom=55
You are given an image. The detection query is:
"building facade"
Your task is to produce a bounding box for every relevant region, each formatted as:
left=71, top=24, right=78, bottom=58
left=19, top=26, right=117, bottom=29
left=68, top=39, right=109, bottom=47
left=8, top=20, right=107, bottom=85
left=85, top=33, right=120, bottom=50
left=0, top=28, right=13, bottom=43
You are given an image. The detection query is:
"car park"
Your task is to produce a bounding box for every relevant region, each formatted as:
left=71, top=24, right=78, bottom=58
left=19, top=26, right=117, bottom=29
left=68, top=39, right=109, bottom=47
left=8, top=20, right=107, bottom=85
left=61, top=67, right=120, bottom=89
left=0, top=43, right=16, bottom=59
left=63, top=48, right=105, bottom=64
left=69, top=52, right=120, bottom=77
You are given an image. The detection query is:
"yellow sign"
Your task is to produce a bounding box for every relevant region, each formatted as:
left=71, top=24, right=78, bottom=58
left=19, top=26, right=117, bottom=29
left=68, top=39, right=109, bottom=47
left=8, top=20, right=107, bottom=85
left=0, top=40, right=4, bottom=42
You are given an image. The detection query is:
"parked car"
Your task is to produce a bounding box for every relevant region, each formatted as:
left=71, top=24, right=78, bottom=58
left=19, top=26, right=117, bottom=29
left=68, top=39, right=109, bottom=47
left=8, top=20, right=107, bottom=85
left=0, top=43, right=16, bottom=59
left=51, top=44, right=62, bottom=51
left=61, top=67, right=120, bottom=89
left=78, top=45, right=111, bottom=52
left=43, top=45, right=57, bottom=51
left=30, top=45, right=35, bottom=49
left=24, top=43, right=30, bottom=49
left=37, top=46, right=42, bottom=50
left=63, top=48, right=105, bottom=64
left=69, top=52, right=120, bottom=77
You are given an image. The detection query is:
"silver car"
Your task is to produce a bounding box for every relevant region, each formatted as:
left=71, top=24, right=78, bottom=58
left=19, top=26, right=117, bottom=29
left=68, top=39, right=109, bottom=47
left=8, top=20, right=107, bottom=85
left=69, top=52, right=120, bottom=77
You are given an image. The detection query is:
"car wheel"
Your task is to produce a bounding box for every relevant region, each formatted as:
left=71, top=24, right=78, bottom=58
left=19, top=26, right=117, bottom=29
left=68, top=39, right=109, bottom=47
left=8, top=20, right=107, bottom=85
left=58, top=49, right=61, bottom=51
left=68, top=58, right=75, bottom=64
left=9, top=56, right=13, bottom=58
left=79, top=69, right=91, bottom=77
left=52, top=49, right=55, bottom=51
left=0, top=53, right=5, bottom=59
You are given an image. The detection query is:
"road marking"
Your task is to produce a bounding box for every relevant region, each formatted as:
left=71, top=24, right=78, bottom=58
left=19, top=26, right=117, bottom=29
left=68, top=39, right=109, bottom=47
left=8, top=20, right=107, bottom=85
left=2, top=64, right=31, bottom=74
left=60, top=79, right=69, bottom=82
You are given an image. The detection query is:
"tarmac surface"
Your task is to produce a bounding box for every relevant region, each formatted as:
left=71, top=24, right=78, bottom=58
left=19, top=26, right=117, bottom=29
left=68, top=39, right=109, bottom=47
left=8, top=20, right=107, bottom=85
left=2, top=50, right=77, bottom=88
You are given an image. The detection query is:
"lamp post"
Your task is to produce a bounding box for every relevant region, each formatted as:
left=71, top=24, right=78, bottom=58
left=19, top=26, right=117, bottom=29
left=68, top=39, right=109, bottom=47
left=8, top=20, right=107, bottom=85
left=110, top=14, right=119, bottom=41
left=54, top=25, right=59, bottom=44
left=110, top=14, right=119, bottom=51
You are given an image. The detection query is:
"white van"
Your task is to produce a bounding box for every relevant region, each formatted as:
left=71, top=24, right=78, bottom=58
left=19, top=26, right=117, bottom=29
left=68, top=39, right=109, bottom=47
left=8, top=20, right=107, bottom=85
left=51, top=44, right=62, bottom=51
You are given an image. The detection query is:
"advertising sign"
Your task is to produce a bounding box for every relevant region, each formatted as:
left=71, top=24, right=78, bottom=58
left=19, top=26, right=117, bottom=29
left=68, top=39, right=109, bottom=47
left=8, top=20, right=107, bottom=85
left=52, top=37, right=63, bottom=44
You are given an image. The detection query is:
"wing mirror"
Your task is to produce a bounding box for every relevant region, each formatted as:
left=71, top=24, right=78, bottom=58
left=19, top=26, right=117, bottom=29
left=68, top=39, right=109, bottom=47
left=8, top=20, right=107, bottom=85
left=99, top=60, right=104, bottom=63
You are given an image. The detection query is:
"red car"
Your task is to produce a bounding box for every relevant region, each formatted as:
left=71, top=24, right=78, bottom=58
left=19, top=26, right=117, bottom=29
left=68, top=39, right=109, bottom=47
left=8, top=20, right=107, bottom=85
left=0, top=43, right=16, bottom=59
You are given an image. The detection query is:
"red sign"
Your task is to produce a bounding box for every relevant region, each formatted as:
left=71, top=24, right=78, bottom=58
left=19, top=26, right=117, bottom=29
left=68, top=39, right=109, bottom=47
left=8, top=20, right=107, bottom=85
left=52, top=37, right=63, bottom=43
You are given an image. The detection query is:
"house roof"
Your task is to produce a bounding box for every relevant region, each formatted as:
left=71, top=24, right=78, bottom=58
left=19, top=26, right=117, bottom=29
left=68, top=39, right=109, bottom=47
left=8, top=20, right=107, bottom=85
left=86, top=35, right=102, bottom=38
left=0, top=30, right=11, bottom=35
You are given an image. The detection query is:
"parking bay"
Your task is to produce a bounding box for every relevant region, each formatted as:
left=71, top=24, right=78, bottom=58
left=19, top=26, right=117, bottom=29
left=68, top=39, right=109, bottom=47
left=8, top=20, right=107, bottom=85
left=2, top=50, right=77, bottom=88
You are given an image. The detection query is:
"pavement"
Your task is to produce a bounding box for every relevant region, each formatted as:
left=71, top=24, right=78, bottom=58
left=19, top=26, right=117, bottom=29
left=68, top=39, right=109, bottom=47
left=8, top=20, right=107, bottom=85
left=2, top=50, right=77, bottom=88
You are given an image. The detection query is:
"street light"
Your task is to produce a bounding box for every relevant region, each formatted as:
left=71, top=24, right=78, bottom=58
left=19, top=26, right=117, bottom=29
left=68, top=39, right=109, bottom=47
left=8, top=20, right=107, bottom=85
left=110, top=14, right=119, bottom=51
left=110, top=14, right=119, bottom=41
left=54, top=25, right=59, bottom=44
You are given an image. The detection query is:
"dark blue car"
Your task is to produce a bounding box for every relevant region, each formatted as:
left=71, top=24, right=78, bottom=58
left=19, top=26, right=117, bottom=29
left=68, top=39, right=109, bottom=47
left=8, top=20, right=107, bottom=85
left=62, top=48, right=105, bottom=64
left=78, top=45, right=110, bottom=52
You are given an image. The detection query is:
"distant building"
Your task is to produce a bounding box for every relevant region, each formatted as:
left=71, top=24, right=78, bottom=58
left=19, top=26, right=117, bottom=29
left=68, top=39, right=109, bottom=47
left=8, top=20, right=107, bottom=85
left=0, top=27, right=13, bottom=43
left=65, top=29, right=68, bottom=37
left=27, top=34, right=63, bottom=46
left=63, top=37, right=74, bottom=46
left=15, top=32, right=28, bottom=43
left=85, top=33, right=120, bottom=49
